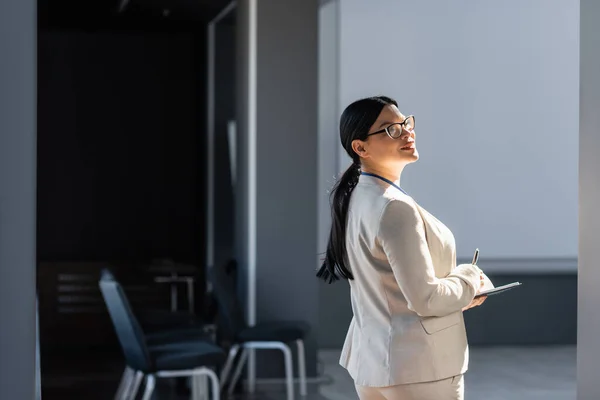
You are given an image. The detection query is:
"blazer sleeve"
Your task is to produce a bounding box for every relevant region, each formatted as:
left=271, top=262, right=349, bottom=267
left=377, top=199, right=482, bottom=317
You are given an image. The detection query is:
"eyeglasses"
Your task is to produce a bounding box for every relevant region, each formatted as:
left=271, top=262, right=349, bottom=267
left=366, top=115, right=415, bottom=139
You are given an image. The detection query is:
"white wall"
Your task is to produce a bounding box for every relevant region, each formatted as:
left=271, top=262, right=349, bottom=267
left=337, top=0, right=579, bottom=263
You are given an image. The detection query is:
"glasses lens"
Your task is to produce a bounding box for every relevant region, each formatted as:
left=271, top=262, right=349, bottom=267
left=405, top=116, right=415, bottom=131
left=387, top=124, right=403, bottom=138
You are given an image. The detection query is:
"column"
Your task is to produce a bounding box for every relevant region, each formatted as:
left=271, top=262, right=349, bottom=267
left=236, top=0, right=320, bottom=379
left=0, top=0, right=37, bottom=398
left=579, top=0, right=600, bottom=398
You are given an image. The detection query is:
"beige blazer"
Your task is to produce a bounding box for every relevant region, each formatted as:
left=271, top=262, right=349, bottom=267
left=339, top=174, right=483, bottom=387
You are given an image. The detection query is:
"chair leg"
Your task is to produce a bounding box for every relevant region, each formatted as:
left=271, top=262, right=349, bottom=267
left=296, top=340, right=307, bottom=396
left=114, top=366, right=134, bottom=400
left=227, top=347, right=248, bottom=396
left=198, top=375, right=209, bottom=400
left=279, top=343, right=294, bottom=400
left=183, top=368, right=219, bottom=400
left=141, top=375, right=156, bottom=400
left=192, top=373, right=210, bottom=400
left=248, top=349, right=256, bottom=394
left=202, top=368, right=220, bottom=400
left=191, top=374, right=200, bottom=400
left=219, top=344, right=240, bottom=389
left=127, top=371, right=144, bottom=400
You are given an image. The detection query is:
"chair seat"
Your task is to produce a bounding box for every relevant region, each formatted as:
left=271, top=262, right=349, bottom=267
left=146, top=327, right=210, bottom=346
left=152, top=342, right=225, bottom=371
left=137, top=310, right=203, bottom=332
left=236, top=321, right=310, bottom=343
left=149, top=338, right=216, bottom=353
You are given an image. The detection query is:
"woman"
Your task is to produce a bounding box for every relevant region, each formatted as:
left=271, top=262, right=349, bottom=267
left=317, top=96, right=491, bottom=400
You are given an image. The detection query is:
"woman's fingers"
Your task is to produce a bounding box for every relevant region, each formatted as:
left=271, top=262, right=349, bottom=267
left=463, top=295, right=488, bottom=312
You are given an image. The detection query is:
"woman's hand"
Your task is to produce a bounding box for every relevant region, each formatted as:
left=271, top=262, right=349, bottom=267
left=462, top=272, right=488, bottom=311
left=462, top=295, right=487, bottom=311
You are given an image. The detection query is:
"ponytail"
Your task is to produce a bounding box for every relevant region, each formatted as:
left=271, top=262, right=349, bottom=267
left=317, top=95, right=397, bottom=283
left=316, top=162, right=361, bottom=283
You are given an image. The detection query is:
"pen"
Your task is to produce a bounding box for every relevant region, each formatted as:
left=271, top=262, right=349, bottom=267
left=472, top=248, right=479, bottom=265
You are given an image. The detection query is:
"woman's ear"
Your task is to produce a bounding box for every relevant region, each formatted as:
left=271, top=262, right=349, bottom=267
left=351, top=139, right=369, bottom=159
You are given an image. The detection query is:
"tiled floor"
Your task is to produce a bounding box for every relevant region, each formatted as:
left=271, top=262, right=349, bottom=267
left=42, top=346, right=576, bottom=399
left=318, top=346, right=576, bottom=400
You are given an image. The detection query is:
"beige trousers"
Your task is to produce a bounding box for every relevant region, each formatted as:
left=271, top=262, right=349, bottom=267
left=355, top=375, right=464, bottom=400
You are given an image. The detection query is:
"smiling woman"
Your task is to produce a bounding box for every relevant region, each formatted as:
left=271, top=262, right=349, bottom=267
left=357, top=107, right=419, bottom=173
left=317, top=96, right=490, bottom=400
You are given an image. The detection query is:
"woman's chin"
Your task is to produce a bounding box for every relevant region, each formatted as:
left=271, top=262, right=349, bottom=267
left=403, top=149, right=419, bottom=162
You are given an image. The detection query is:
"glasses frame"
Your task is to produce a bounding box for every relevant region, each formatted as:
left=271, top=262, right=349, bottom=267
left=366, top=115, right=415, bottom=139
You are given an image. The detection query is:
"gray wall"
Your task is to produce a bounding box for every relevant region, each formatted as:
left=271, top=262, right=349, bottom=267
left=236, top=0, right=320, bottom=378
left=255, top=0, right=319, bottom=378
left=578, top=0, right=600, bottom=398
left=0, top=0, right=37, bottom=398
left=214, top=22, right=237, bottom=269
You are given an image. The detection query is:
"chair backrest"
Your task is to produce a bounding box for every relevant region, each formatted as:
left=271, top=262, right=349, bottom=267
left=100, top=268, right=116, bottom=281
left=208, top=260, right=248, bottom=340
left=99, top=269, right=152, bottom=372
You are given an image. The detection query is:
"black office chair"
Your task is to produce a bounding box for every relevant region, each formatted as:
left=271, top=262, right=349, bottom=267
left=209, top=260, right=309, bottom=400
left=99, top=269, right=205, bottom=333
left=99, top=272, right=225, bottom=400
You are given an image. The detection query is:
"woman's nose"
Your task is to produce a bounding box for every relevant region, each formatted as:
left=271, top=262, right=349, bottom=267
left=401, top=128, right=413, bottom=139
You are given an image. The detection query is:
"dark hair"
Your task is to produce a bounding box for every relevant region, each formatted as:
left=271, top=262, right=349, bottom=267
left=316, top=95, right=398, bottom=283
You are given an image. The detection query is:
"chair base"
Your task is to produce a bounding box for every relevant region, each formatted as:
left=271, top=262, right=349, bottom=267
left=116, top=366, right=220, bottom=400
left=219, top=339, right=307, bottom=400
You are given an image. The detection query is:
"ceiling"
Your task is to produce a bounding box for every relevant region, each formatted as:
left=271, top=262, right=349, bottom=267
left=39, top=0, right=233, bottom=31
